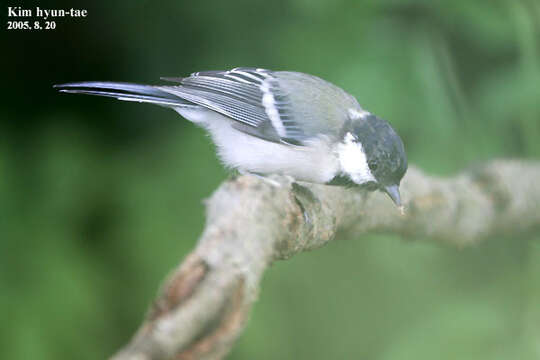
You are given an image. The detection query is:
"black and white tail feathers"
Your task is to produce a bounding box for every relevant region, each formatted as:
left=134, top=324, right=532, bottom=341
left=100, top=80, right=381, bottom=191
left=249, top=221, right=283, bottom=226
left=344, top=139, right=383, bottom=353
left=53, top=81, right=191, bottom=107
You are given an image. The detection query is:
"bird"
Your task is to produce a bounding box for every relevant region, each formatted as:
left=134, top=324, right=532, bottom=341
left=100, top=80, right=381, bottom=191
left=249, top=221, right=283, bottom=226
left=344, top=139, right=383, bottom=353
left=55, top=67, right=407, bottom=208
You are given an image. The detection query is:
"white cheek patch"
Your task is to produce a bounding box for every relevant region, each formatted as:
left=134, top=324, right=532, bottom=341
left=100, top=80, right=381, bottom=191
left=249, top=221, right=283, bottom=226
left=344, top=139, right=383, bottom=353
left=336, top=132, right=376, bottom=184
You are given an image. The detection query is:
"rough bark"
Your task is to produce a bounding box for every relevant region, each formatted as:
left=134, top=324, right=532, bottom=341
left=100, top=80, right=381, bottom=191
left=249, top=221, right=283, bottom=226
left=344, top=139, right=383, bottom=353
left=110, top=160, right=540, bottom=360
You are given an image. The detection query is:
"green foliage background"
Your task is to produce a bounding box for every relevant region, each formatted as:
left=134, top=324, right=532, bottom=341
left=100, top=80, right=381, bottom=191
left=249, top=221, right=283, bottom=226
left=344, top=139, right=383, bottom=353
left=2, top=0, right=540, bottom=359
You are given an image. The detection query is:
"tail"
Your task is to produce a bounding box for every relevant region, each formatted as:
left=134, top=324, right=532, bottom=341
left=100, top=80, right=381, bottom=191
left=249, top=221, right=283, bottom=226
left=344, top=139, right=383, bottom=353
left=54, top=81, right=190, bottom=107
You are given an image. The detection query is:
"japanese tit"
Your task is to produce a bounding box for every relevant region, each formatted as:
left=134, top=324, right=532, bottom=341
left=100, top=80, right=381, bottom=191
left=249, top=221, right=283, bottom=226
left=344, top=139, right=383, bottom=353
left=55, top=68, right=407, bottom=207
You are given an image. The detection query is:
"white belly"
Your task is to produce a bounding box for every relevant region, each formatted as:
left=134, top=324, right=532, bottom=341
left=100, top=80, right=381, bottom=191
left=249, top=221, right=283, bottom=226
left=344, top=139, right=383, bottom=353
left=175, top=107, right=339, bottom=183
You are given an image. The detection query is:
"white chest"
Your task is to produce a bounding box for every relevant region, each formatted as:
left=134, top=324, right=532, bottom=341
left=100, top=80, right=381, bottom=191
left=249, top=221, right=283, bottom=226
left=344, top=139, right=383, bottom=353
left=175, top=107, right=340, bottom=183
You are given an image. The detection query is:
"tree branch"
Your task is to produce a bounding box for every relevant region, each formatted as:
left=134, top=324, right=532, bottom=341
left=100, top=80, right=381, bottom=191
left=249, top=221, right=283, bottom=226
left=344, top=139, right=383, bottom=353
left=110, top=160, right=540, bottom=360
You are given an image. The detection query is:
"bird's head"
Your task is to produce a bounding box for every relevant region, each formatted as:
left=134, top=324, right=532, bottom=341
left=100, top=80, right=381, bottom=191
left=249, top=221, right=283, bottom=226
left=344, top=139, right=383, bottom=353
left=332, top=111, right=407, bottom=207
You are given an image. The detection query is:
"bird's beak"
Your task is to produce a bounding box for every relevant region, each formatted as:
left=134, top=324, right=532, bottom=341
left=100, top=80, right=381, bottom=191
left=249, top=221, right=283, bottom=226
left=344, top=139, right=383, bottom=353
left=383, top=184, right=402, bottom=207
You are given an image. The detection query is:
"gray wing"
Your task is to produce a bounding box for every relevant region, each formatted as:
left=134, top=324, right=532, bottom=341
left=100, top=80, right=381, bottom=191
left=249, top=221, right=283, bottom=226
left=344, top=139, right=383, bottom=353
left=159, top=68, right=303, bottom=144
left=160, top=68, right=361, bottom=145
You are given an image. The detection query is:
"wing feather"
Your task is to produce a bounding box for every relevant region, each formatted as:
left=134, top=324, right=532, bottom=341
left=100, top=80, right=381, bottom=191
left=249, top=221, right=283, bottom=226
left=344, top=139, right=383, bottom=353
left=159, top=68, right=308, bottom=144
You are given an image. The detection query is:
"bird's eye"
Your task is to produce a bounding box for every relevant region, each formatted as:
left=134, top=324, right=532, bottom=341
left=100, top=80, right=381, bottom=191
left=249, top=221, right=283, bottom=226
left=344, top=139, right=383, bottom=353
left=368, top=161, right=378, bottom=171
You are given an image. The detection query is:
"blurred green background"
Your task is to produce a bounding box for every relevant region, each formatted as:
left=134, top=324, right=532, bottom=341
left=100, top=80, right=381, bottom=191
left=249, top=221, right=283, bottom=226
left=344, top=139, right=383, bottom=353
left=2, top=0, right=540, bottom=359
